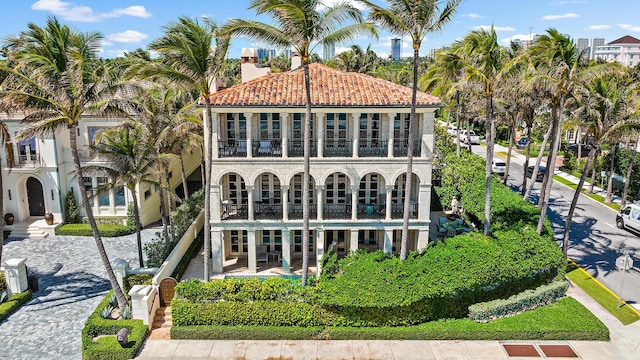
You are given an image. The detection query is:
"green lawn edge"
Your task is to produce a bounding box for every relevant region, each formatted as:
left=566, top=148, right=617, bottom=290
left=566, top=262, right=640, bottom=325
left=171, top=297, right=608, bottom=341
left=553, top=176, right=620, bottom=211
left=55, top=224, right=136, bottom=237
left=0, top=291, right=32, bottom=322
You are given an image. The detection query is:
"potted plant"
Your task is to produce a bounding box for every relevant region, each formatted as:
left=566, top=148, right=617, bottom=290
left=4, top=213, right=14, bottom=226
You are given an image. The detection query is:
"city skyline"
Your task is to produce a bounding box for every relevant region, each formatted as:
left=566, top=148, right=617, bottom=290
left=0, top=1, right=639, bottom=59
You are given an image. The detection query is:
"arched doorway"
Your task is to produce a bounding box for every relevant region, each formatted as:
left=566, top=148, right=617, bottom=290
left=26, top=177, right=45, bottom=216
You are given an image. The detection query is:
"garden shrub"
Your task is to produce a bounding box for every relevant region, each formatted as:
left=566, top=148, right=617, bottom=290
left=82, top=216, right=127, bottom=226
left=468, top=280, right=569, bottom=322
left=122, top=273, right=153, bottom=295
left=81, top=291, right=147, bottom=360
left=0, top=272, right=6, bottom=292
left=171, top=325, right=323, bottom=340
left=55, top=224, right=135, bottom=237
left=64, top=190, right=80, bottom=224
left=0, top=290, right=32, bottom=322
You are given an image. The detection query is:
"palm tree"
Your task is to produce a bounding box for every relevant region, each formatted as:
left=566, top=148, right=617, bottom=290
left=561, top=73, right=640, bottom=257
left=0, top=119, right=14, bottom=267
left=452, top=26, right=508, bottom=236
left=87, top=124, right=160, bottom=267
left=360, top=0, right=460, bottom=258
left=223, top=0, right=377, bottom=284
left=147, top=16, right=230, bottom=281
left=0, top=17, right=128, bottom=309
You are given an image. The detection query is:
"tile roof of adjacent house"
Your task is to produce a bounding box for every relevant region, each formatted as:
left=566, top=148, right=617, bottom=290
left=607, top=35, right=640, bottom=45
left=207, top=63, right=441, bottom=108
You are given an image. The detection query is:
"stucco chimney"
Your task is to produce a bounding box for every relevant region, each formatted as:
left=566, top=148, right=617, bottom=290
left=241, top=48, right=270, bottom=83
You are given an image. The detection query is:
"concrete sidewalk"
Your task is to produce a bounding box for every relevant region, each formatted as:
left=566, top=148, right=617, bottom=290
left=134, top=282, right=640, bottom=360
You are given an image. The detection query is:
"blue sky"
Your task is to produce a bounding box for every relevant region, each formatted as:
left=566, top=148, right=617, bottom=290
left=0, top=0, right=638, bottom=59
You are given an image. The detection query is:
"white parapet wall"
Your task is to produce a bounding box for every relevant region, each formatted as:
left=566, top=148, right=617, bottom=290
left=128, top=284, right=159, bottom=329
left=152, top=209, right=205, bottom=286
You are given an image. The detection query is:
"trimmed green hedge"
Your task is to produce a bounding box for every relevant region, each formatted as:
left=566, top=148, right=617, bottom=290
left=469, top=280, right=569, bottom=322
left=0, top=272, right=6, bottom=292
left=56, top=224, right=135, bottom=237
left=81, top=291, right=147, bottom=360
left=0, top=290, right=32, bottom=322
left=122, top=273, right=153, bottom=295
left=171, top=298, right=607, bottom=341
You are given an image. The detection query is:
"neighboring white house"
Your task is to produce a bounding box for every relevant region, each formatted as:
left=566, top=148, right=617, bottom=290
left=0, top=112, right=203, bottom=232
left=593, top=35, right=640, bottom=67
left=205, top=57, right=441, bottom=274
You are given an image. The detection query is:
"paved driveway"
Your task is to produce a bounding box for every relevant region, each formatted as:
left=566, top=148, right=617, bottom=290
left=0, top=230, right=157, bottom=359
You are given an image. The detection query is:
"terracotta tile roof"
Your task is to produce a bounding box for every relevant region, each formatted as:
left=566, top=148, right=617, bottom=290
left=608, top=35, right=640, bottom=45
left=208, top=63, right=441, bottom=108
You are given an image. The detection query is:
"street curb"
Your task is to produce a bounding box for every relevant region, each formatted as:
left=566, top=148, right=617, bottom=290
left=552, top=175, right=620, bottom=214
left=567, top=258, right=640, bottom=318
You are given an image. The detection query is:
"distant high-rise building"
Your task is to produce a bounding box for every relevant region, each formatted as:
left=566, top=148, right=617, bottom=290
left=577, top=38, right=590, bottom=60
left=590, top=38, right=605, bottom=59
left=323, top=43, right=335, bottom=61
left=391, top=38, right=401, bottom=61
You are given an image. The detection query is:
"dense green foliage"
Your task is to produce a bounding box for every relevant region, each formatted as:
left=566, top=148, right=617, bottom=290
left=55, top=224, right=135, bottom=237
left=122, top=273, right=153, bottom=295
left=171, top=297, right=607, bottom=341
left=144, top=189, right=205, bottom=267
left=64, top=190, right=80, bottom=224
left=0, top=291, right=32, bottom=322
left=81, top=291, right=147, bottom=360
left=468, top=280, right=569, bottom=322
left=0, top=272, right=6, bottom=293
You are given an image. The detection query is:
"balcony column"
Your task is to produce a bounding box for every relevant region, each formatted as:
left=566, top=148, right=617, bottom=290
left=316, top=113, right=324, bottom=158
left=247, top=185, right=255, bottom=221
left=282, top=229, right=291, bottom=273
left=211, top=184, right=221, bottom=221
left=92, top=178, right=99, bottom=211
left=417, top=228, right=429, bottom=251
left=282, top=185, right=289, bottom=221
left=211, top=111, right=220, bottom=158
left=385, top=185, right=393, bottom=221
left=281, top=113, right=289, bottom=158
left=352, top=113, right=360, bottom=158
left=423, top=112, right=435, bottom=159
left=245, top=112, right=253, bottom=159
left=383, top=229, right=393, bottom=255
left=418, top=183, right=431, bottom=222
left=247, top=229, right=257, bottom=273
left=315, top=227, right=324, bottom=276
left=316, top=185, right=324, bottom=220
left=211, top=229, right=224, bottom=274
left=388, top=113, right=396, bottom=158
left=351, top=185, right=358, bottom=220
left=349, top=229, right=359, bottom=253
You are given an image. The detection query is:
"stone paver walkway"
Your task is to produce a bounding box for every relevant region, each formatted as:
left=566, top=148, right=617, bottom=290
left=0, top=229, right=158, bottom=359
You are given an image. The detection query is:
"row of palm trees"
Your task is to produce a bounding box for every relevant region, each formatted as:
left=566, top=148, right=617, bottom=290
left=425, top=27, right=640, bottom=257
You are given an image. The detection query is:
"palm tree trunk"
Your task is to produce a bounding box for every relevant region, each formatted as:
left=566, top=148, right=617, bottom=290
left=400, top=47, right=420, bottom=260
left=504, top=122, right=514, bottom=185
left=621, top=144, right=637, bottom=208
left=586, top=155, right=597, bottom=194
left=562, top=147, right=597, bottom=257
left=605, top=145, right=616, bottom=203
left=538, top=116, right=559, bottom=210
left=164, top=169, right=175, bottom=240
left=131, top=188, right=144, bottom=267
left=0, top=158, right=4, bottom=267
left=158, top=174, right=170, bottom=242
left=180, top=154, right=189, bottom=199
left=199, top=144, right=206, bottom=188
left=456, top=90, right=461, bottom=157
left=483, top=94, right=494, bottom=236
left=524, top=125, right=551, bottom=200
left=69, top=126, right=127, bottom=309
left=521, top=124, right=533, bottom=196
left=537, top=102, right=564, bottom=235
left=203, top=99, right=213, bottom=280
left=301, top=61, right=312, bottom=286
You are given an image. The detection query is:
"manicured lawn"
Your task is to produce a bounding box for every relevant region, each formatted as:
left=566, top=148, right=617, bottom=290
left=55, top=224, right=135, bottom=237
left=566, top=262, right=639, bottom=325
left=172, top=297, right=608, bottom=341
left=553, top=176, right=620, bottom=211
left=0, top=291, right=32, bottom=322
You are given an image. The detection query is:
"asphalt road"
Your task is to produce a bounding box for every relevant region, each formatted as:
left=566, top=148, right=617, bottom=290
left=470, top=144, right=640, bottom=308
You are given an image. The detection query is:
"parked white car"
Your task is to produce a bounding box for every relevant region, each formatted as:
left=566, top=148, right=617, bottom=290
left=459, top=130, right=480, bottom=145
left=617, top=204, right=640, bottom=232
left=491, top=160, right=507, bottom=175
left=447, top=125, right=458, bottom=136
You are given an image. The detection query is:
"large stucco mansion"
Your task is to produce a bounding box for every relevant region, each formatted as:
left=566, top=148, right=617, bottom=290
left=207, top=53, right=440, bottom=274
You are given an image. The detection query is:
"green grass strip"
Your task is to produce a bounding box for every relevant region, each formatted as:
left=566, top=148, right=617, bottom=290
left=172, top=297, right=608, bottom=341
left=0, top=291, right=32, bottom=322
left=566, top=261, right=640, bottom=325
left=553, top=176, right=620, bottom=211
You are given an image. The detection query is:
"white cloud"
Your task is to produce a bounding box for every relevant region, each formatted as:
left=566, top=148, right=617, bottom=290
left=500, top=33, right=539, bottom=45
left=588, top=25, right=610, bottom=30
left=104, top=48, right=128, bottom=58
left=619, top=23, right=640, bottom=32
left=473, top=25, right=516, bottom=32
left=335, top=46, right=351, bottom=55
left=31, top=0, right=151, bottom=22
left=464, top=13, right=483, bottom=19
left=542, top=13, right=580, bottom=20
left=106, top=30, right=148, bottom=44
